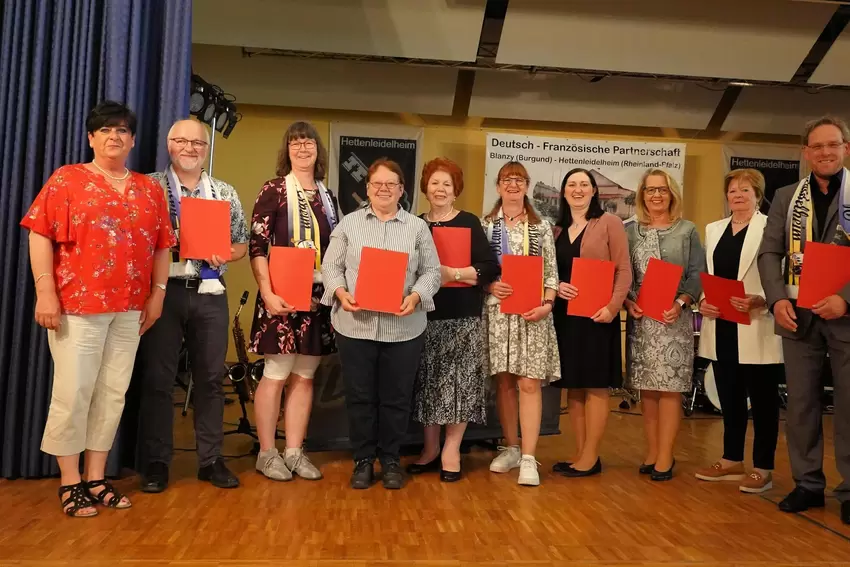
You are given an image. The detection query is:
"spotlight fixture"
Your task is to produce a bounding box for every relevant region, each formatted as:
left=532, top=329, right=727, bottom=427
left=188, top=73, right=241, bottom=138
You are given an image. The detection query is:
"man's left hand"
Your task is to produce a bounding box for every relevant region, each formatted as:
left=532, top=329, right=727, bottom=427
left=812, top=294, right=849, bottom=320
left=140, top=288, right=166, bottom=335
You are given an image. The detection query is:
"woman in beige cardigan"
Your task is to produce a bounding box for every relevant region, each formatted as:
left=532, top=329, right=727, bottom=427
left=696, top=168, right=783, bottom=494
left=550, top=168, right=632, bottom=477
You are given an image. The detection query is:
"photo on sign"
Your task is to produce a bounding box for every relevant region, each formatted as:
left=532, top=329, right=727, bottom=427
left=336, top=136, right=418, bottom=215
left=483, top=133, right=687, bottom=226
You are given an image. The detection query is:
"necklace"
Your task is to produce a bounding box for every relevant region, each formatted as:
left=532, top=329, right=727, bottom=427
left=91, top=160, right=129, bottom=181
left=428, top=207, right=454, bottom=223
left=504, top=209, right=525, bottom=222
left=731, top=216, right=752, bottom=225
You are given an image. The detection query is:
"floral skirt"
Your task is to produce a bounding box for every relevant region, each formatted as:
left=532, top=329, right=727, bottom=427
left=412, top=317, right=488, bottom=426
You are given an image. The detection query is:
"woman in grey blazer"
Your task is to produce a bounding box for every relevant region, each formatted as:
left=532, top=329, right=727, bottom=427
left=624, top=168, right=704, bottom=482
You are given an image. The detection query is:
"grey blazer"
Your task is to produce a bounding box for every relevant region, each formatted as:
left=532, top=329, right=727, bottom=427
left=757, top=181, right=850, bottom=341
left=626, top=219, right=705, bottom=303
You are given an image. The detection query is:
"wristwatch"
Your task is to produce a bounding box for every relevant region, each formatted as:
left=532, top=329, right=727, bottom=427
left=154, top=283, right=167, bottom=292
left=542, top=299, right=554, bottom=307
left=675, top=298, right=686, bottom=309
left=454, top=269, right=461, bottom=282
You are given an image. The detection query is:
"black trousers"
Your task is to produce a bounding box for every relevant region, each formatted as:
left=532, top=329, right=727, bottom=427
left=136, top=279, right=229, bottom=468
left=336, top=333, right=425, bottom=464
left=712, top=361, right=781, bottom=470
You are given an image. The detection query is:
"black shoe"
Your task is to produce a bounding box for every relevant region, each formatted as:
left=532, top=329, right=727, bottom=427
left=552, top=461, right=573, bottom=474
left=639, top=463, right=655, bottom=475
left=778, top=487, right=825, bottom=513
left=140, top=462, right=169, bottom=493
left=651, top=459, right=675, bottom=482
left=382, top=459, right=405, bottom=490
left=440, top=466, right=462, bottom=483
left=841, top=501, right=850, bottom=525
left=560, top=458, right=602, bottom=478
left=350, top=459, right=374, bottom=489
left=198, top=458, right=240, bottom=489
left=406, top=456, right=440, bottom=475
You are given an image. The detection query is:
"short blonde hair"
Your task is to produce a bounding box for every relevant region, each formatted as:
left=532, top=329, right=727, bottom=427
left=635, top=168, right=683, bottom=224
left=723, top=168, right=765, bottom=205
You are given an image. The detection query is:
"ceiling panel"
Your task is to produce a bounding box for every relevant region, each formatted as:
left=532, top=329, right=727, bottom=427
left=722, top=86, right=850, bottom=135
left=192, top=45, right=459, bottom=115
left=468, top=70, right=724, bottom=130
left=497, top=0, right=836, bottom=82
left=810, top=25, right=850, bottom=85
left=192, top=0, right=486, bottom=62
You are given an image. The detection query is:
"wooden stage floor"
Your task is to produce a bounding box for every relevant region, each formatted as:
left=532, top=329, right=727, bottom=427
left=1, top=394, right=849, bottom=567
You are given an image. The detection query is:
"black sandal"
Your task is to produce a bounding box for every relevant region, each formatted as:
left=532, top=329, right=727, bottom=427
left=58, top=482, right=98, bottom=517
left=85, top=479, right=132, bottom=509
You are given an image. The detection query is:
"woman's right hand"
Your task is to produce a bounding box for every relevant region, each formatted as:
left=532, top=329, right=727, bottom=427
left=557, top=282, right=578, bottom=301
left=489, top=281, right=513, bottom=300
left=262, top=292, right=296, bottom=316
left=625, top=299, right=643, bottom=320
left=334, top=288, right=360, bottom=313
left=35, top=290, right=61, bottom=330
left=698, top=299, right=721, bottom=319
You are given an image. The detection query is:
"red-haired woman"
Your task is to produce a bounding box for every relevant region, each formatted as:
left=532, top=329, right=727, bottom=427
left=407, top=158, right=500, bottom=482
left=483, top=161, right=560, bottom=487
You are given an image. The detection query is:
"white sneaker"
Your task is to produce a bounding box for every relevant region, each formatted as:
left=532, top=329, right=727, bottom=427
left=489, top=445, right=521, bottom=473
left=256, top=448, right=292, bottom=481
left=517, top=455, right=540, bottom=486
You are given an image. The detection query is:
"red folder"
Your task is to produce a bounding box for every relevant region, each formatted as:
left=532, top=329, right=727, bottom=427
left=636, top=257, right=683, bottom=322
left=499, top=255, right=544, bottom=315
left=797, top=241, right=850, bottom=309
left=179, top=198, right=231, bottom=261
left=432, top=226, right=471, bottom=288
left=567, top=258, right=615, bottom=318
left=354, top=247, right=409, bottom=314
left=700, top=273, right=750, bottom=325
left=269, top=246, right=315, bottom=312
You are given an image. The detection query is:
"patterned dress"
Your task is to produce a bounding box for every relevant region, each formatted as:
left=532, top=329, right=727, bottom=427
left=625, top=226, right=694, bottom=392
left=482, top=219, right=560, bottom=382
left=248, top=177, right=337, bottom=356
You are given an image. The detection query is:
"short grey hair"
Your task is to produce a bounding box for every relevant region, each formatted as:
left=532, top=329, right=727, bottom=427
left=802, top=115, right=850, bottom=146
left=167, top=119, right=211, bottom=144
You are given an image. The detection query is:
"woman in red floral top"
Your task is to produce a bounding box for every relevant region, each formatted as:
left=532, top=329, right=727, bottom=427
left=20, top=101, right=174, bottom=517
left=248, top=122, right=339, bottom=483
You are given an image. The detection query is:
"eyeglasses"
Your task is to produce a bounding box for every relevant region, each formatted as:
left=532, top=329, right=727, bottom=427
left=807, top=141, right=845, bottom=152
left=289, top=139, right=317, bottom=150
left=499, top=177, right=528, bottom=187
left=169, top=138, right=208, bottom=149
left=368, top=181, right=401, bottom=190
left=645, top=187, right=670, bottom=195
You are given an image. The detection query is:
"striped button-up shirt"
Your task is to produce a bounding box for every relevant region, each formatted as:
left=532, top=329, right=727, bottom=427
left=320, top=205, right=441, bottom=342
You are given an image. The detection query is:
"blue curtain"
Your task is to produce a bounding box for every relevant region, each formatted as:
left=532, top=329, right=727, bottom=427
left=0, top=0, right=191, bottom=479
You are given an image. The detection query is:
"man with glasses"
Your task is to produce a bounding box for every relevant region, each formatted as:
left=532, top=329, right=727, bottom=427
left=136, top=119, right=249, bottom=492
left=759, top=115, right=850, bottom=524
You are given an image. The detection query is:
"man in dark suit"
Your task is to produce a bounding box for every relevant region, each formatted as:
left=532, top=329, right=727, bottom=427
left=758, top=115, right=850, bottom=524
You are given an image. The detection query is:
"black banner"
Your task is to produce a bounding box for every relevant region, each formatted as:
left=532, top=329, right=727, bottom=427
left=729, top=156, right=800, bottom=214
left=337, top=135, right=418, bottom=215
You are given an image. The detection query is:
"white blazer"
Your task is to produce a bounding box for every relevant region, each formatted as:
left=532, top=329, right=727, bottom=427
left=698, top=212, right=783, bottom=364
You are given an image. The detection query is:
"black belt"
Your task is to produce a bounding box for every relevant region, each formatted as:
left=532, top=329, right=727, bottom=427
left=169, top=278, right=201, bottom=289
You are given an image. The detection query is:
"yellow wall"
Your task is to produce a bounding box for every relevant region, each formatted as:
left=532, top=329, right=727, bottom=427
left=211, top=104, right=798, bottom=360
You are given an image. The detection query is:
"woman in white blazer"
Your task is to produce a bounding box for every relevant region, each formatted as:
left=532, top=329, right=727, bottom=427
left=695, top=168, right=783, bottom=494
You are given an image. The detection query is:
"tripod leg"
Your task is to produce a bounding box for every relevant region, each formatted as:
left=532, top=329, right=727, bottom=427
left=183, top=374, right=193, bottom=417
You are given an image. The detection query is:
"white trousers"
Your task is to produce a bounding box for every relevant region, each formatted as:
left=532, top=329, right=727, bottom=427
left=41, top=311, right=141, bottom=456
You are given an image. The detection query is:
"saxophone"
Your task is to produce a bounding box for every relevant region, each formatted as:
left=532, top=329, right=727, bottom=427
left=228, top=291, right=252, bottom=402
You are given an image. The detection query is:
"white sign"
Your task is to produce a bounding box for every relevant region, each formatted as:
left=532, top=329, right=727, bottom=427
left=483, top=133, right=687, bottom=225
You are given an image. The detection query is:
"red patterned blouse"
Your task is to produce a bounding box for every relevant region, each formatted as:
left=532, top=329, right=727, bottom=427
left=20, top=164, right=175, bottom=315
